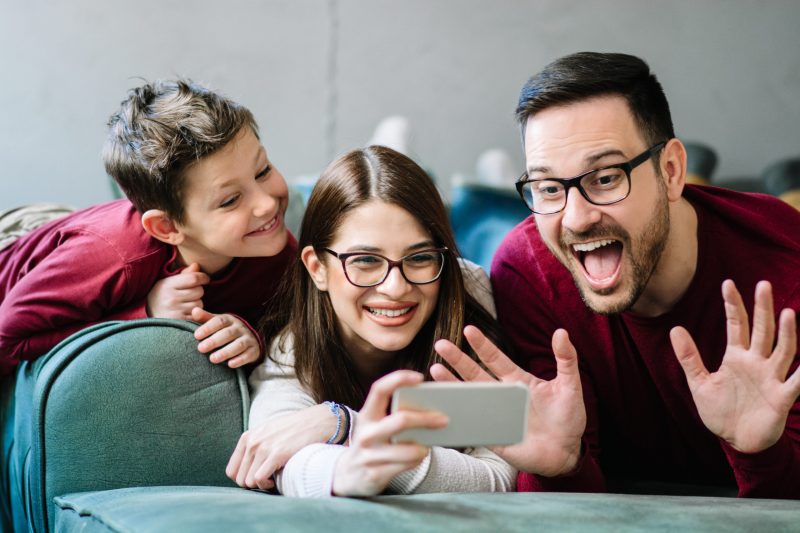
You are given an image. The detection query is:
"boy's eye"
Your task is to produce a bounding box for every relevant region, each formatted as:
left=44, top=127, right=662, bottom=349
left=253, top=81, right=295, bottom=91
left=256, top=165, right=272, bottom=180
left=219, top=195, right=240, bottom=208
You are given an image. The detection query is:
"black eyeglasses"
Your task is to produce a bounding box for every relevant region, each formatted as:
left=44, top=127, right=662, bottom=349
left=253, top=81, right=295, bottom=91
left=323, top=248, right=448, bottom=288
left=515, top=142, right=667, bottom=214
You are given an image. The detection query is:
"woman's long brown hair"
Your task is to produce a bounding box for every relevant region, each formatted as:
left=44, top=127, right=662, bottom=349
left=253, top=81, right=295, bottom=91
left=260, top=146, right=504, bottom=409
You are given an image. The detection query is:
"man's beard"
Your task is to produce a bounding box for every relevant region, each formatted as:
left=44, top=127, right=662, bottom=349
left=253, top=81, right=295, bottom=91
left=548, top=193, right=670, bottom=315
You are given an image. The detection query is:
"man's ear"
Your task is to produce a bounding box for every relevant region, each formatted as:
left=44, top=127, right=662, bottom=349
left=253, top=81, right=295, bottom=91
left=141, top=209, right=184, bottom=245
left=301, top=245, right=328, bottom=291
left=660, top=138, right=688, bottom=203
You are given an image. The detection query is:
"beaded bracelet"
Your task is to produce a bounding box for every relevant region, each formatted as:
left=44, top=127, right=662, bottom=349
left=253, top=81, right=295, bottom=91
left=323, top=401, right=343, bottom=445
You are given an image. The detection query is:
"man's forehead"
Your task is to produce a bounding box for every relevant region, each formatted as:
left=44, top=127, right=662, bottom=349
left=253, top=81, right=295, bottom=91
left=523, top=97, right=642, bottom=172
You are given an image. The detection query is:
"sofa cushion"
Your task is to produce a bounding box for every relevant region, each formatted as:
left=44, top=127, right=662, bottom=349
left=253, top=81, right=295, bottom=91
left=8, top=318, right=248, bottom=532
left=54, top=486, right=800, bottom=533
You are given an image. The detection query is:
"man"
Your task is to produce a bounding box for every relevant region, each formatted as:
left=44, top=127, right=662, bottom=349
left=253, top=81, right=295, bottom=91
left=432, top=52, right=800, bottom=498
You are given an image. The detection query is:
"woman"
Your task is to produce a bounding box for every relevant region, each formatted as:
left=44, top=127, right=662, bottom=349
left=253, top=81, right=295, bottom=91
left=227, top=145, right=515, bottom=497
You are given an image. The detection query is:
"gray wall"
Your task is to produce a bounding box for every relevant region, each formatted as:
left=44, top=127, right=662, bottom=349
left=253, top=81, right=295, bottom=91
left=2, top=0, right=799, bottom=209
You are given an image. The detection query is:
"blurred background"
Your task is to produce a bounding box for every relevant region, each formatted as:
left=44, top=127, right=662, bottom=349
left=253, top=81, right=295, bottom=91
left=2, top=0, right=799, bottom=267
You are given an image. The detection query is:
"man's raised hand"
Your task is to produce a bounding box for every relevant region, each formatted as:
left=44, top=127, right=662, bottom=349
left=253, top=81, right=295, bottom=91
left=432, top=325, right=586, bottom=476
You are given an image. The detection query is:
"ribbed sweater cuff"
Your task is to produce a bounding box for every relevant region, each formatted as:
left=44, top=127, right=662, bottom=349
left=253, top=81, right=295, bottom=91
left=386, top=450, right=432, bottom=494
left=279, top=443, right=347, bottom=498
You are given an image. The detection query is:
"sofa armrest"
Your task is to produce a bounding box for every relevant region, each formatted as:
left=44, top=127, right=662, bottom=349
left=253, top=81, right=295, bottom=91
left=6, top=318, right=248, bottom=532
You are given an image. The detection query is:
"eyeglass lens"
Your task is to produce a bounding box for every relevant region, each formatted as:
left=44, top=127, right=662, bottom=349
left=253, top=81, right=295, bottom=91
left=344, top=251, right=444, bottom=286
left=521, top=167, right=630, bottom=214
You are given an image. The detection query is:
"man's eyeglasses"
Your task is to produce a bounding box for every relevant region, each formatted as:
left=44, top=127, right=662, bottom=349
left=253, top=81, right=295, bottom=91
left=515, top=142, right=667, bottom=215
left=323, top=248, right=448, bottom=288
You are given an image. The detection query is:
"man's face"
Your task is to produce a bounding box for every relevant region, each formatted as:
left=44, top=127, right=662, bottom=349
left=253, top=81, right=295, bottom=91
left=524, top=96, right=669, bottom=315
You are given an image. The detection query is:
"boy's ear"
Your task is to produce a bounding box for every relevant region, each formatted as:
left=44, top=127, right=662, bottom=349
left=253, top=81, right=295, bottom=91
left=141, top=209, right=184, bottom=245
left=301, top=245, right=328, bottom=291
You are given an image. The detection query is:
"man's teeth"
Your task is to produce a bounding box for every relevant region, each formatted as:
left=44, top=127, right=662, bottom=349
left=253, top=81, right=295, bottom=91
left=367, top=307, right=412, bottom=317
left=572, top=239, right=615, bottom=252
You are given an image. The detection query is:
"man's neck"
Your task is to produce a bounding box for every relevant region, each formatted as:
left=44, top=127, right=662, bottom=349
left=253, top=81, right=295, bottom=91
left=630, top=198, right=698, bottom=318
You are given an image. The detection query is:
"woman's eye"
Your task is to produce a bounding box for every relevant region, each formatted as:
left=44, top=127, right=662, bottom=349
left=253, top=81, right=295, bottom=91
left=351, top=255, right=382, bottom=265
left=407, top=253, right=435, bottom=264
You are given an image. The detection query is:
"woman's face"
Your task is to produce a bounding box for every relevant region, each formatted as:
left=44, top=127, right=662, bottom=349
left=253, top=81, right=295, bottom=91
left=303, top=200, right=442, bottom=373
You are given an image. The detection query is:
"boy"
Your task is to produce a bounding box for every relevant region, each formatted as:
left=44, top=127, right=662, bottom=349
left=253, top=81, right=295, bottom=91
left=0, top=79, right=297, bottom=379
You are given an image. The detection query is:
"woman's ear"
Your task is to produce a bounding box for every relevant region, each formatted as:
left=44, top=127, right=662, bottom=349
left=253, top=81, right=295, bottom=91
left=301, top=245, right=328, bottom=291
left=141, top=210, right=184, bottom=245
left=660, top=138, right=688, bottom=203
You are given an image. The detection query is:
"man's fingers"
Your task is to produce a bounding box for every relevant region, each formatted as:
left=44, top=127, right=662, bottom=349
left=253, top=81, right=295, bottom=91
left=464, top=325, right=532, bottom=383
left=430, top=363, right=459, bottom=382
left=360, top=370, right=424, bottom=422
left=433, top=339, right=494, bottom=382
left=721, top=279, right=750, bottom=349
left=551, top=328, right=580, bottom=380
left=772, top=308, right=798, bottom=379
left=750, top=281, right=776, bottom=357
left=670, top=326, right=710, bottom=386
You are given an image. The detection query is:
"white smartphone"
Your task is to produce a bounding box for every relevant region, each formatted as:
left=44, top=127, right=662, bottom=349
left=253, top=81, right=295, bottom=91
left=390, top=382, right=528, bottom=447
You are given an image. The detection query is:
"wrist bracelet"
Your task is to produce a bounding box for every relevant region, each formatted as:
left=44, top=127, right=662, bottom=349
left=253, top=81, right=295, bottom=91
left=336, top=405, right=351, bottom=445
left=323, top=401, right=343, bottom=445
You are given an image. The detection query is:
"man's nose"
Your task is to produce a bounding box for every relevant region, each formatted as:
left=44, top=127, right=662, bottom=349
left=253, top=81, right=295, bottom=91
left=560, top=187, right=602, bottom=233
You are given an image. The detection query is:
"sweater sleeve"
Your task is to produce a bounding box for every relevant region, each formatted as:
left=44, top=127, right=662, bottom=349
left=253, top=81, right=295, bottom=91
left=0, top=231, right=148, bottom=370
left=398, top=446, right=516, bottom=494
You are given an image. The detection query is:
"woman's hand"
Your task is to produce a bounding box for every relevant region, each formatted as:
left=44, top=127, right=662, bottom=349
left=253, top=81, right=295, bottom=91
left=226, top=403, right=339, bottom=490
left=332, top=370, right=448, bottom=497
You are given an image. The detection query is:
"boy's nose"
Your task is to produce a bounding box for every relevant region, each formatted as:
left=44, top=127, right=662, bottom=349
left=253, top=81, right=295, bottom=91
left=253, top=189, right=278, bottom=217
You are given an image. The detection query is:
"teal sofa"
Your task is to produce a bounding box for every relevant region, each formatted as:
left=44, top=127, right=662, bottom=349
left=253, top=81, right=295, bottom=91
left=3, top=319, right=799, bottom=532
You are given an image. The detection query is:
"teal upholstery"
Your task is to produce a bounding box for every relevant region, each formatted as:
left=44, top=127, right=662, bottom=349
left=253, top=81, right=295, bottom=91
left=3, top=319, right=248, bottom=532
left=54, top=486, right=800, bottom=533
left=449, top=184, right=530, bottom=272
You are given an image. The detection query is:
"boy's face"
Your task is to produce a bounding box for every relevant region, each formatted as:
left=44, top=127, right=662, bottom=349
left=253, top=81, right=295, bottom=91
left=174, top=128, right=289, bottom=274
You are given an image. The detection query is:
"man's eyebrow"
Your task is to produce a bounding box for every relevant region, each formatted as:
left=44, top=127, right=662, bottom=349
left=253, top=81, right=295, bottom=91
left=527, top=149, right=628, bottom=176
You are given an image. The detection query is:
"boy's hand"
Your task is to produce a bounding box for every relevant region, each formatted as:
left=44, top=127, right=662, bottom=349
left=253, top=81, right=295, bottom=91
left=192, top=308, right=261, bottom=368
left=146, top=263, right=209, bottom=319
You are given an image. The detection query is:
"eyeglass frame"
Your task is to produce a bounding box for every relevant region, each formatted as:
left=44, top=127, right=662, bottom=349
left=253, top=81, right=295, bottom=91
left=322, top=247, right=449, bottom=288
left=515, top=141, right=667, bottom=215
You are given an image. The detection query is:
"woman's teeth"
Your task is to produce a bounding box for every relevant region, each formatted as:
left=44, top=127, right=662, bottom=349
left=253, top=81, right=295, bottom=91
left=367, top=307, right=412, bottom=317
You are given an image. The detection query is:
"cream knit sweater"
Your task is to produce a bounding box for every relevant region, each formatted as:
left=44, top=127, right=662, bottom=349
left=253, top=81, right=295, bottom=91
left=248, top=259, right=517, bottom=497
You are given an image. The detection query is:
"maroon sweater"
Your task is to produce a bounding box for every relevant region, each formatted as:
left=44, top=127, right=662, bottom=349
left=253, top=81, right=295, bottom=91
left=491, top=185, right=800, bottom=498
left=0, top=199, right=296, bottom=378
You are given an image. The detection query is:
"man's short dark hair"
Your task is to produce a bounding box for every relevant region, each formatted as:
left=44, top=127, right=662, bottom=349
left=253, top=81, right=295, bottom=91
left=516, top=52, right=675, bottom=148
left=103, top=79, right=258, bottom=223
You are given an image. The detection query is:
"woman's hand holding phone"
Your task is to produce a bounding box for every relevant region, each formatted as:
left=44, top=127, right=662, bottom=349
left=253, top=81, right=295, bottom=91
left=332, top=370, right=448, bottom=497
